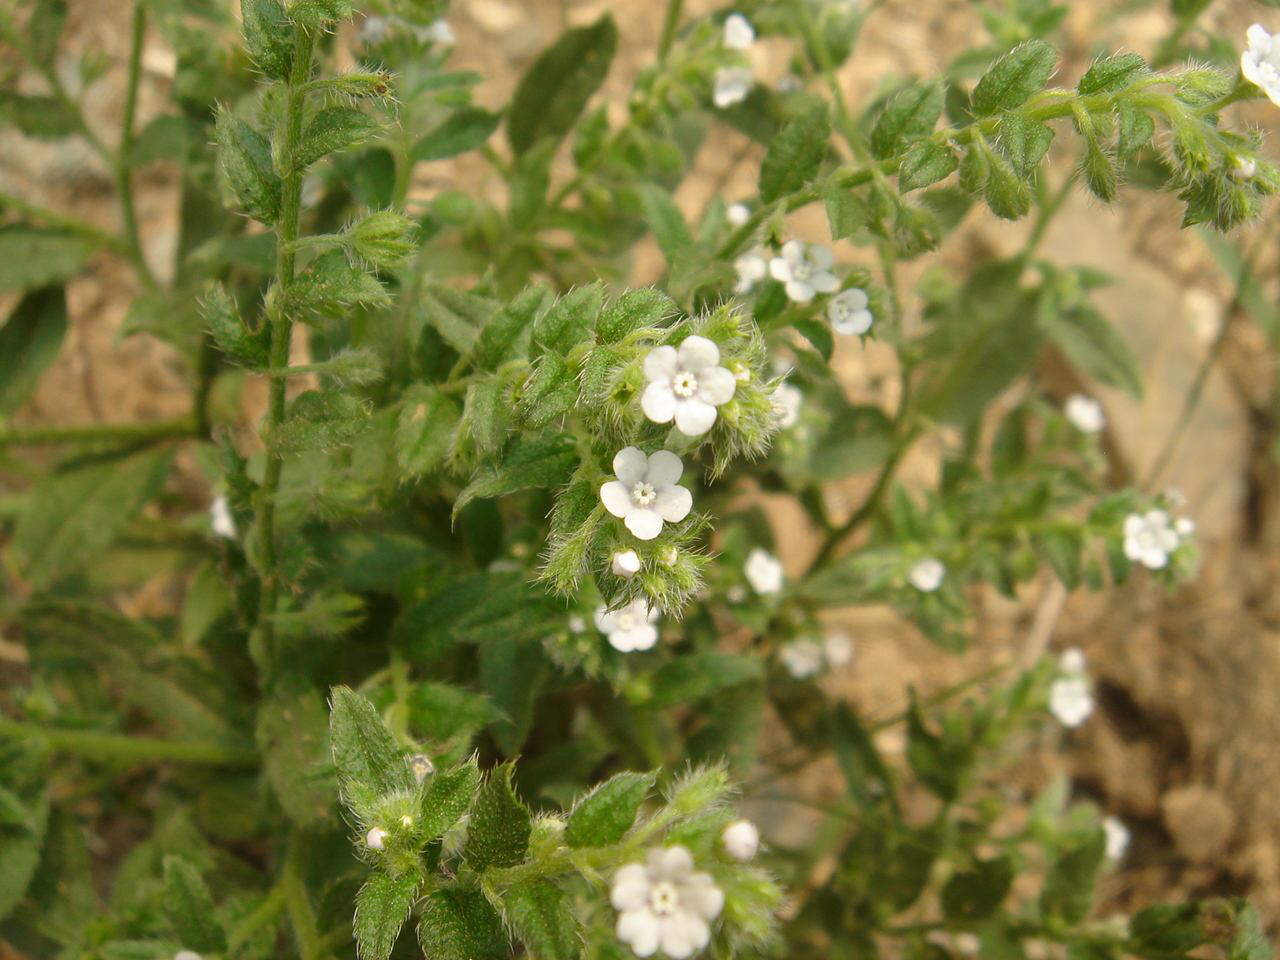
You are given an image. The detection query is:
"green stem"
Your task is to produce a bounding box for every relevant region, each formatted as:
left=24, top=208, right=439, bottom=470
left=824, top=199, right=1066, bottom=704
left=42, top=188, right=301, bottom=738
left=656, top=0, right=685, bottom=63
left=0, top=717, right=258, bottom=767
left=227, top=885, right=287, bottom=952
left=0, top=191, right=127, bottom=252
left=252, top=25, right=316, bottom=687
left=283, top=832, right=323, bottom=960
left=116, top=2, right=158, bottom=291
left=0, top=415, right=197, bottom=448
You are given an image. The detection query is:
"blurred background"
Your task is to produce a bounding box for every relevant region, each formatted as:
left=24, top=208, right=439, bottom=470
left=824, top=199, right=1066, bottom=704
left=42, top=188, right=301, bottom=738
left=2, top=0, right=1278, bottom=933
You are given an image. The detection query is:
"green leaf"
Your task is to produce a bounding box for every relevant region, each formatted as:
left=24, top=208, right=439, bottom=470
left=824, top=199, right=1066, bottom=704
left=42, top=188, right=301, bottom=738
left=905, top=692, right=966, bottom=801
left=533, top=283, right=603, bottom=356
left=454, top=431, right=578, bottom=517
left=1116, top=102, right=1155, bottom=157
left=973, top=40, right=1058, bottom=116
left=418, top=889, right=508, bottom=960
left=0, top=91, right=78, bottom=138
left=396, top=386, right=461, bottom=478
left=983, top=150, right=1032, bottom=220
left=421, top=286, right=500, bottom=355
left=831, top=702, right=897, bottom=810
left=286, top=0, right=354, bottom=29
left=257, top=675, right=335, bottom=826
left=648, top=653, right=763, bottom=709
left=1040, top=830, right=1106, bottom=924
left=414, top=108, right=502, bottom=162
left=478, top=635, right=546, bottom=754
left=12, top=448, right=172, bottom=588
left=504, top=882, right=580, bottom=960
left=508, top=15, right=618, bottom=155
left=163, top=857, right=227, bottom=953
left=997, top=114, right=1055, bottom=177
left=1039, top=305, right=1142, bottom=398
left=0, top=286, right=67, bottom=416
left=565, top=771, right=655, bottom=848
left=419, top=758, right=482, bottom=841
left=329, top=686, right=414, bottom=813
left=596, top=288, right=675, bottom=344
left=759, top=103, right=831, bottom=203
left=408, top=683, right=502, bottom=744
left=517, top=353, right=577, bottom=428
left=29, top=0, right=67, bottom=67
left=291, top=251, right=389, bottom=313
left=897, top=140, right=957, bottom=192
left=941, top=856, right=1014, bottom=922
left=0, top=226, right=95, bottom=293
left=203, top=283, right=267, bottom=370
left=355, top=870, right=422, bottom=960
left=457, top=376, right=511, bottom=461
left=241, top=0, right=294, bottom=79
left=0, top=788, right=48, bottom=922
left=464, top=764, right=531, bottom=871
left=471, top=284, right=552, bottom=371
left=1078, top=52, right=1147, bottom=95
left=824, top=185, right=868, bottom=240
left=296, top=107, right=381, bottom=170
left=870, top=81, right=944, bottom=160
left=272, top=390, right=370, bottom=452
left=637, top=183, right=692, bottom=266
left=215, top=109, right=281, bottom=224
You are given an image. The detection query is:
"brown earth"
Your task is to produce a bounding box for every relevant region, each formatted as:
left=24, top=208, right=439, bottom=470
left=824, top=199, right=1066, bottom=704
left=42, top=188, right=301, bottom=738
left=3, top=0, right=1280, bottom=933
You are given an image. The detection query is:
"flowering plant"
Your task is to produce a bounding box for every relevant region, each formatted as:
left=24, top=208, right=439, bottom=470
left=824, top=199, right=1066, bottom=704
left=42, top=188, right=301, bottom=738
left=0, top=1, right=1274, bottom=959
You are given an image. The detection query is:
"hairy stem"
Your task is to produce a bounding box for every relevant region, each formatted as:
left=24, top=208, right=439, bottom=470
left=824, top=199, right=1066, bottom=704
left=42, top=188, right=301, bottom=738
left=0, top=415, right=197, bottom=448
left=116, top=2, right=158, bottom=291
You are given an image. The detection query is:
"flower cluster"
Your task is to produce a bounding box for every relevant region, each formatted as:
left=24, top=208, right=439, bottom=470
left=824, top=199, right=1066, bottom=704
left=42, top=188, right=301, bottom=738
left=713, top=13, right=756, bottom=108
left=1122, top=509, right=1194, bottom=570
left=1049, top=648, right=1094, bottom=728
left=779, top=631, right=855, bottom=679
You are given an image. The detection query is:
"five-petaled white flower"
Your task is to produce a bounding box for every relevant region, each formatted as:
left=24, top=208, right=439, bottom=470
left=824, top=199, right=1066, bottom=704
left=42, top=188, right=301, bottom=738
left=612, top=846, right=724, bottom=959
left=780, top=639, right=823, bottom=679
left=366, top=826, right=388, bottom=850
left=726, top=203, right=751, bottom=227
left=601, top=447, right=693, bottom=541
left=1242, top=25, right=1280, bottom=107
left=1103, top=815, right=1131, bottom=861
left=828, top=288, right=873, bottom=335
left=745, top=547, right=784, bottom=595
left=210, top=495, right=236, bottom=539
left=642, top=336, right=737, bottom=437
left=595, top=599, right=660, bottom=652
left=907, top=557, right=945, bottom=592
left=770, top=241, right=840, bottom=304
left=1065, top=394, right=1106, bottom=434
left=612, top=549, right=642, bottom=578
left=723, top=13, right=755, bottom=50
left=713, top=67, right=753, bottom=108
left=733, top=248, right=768, bottom=294
left=1049, top=647, right=1094, bottom=728
left=721, top=819, right=759, bottom=861
left=772, top=382, right=802, bottom=428
left=823, top=630, right=855, bottom=668
left=1123, top=509, right=1180, bottom=569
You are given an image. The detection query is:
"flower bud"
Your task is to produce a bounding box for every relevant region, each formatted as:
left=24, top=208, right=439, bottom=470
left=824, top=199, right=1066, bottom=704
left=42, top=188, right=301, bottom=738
left=612, top=549, right=642, bottom=577
left=408, top=753, right=435, bottom=783
left=722, top=819, right=760, bottom=860
left=1231, top=155, right=1258, bottom=181
left=365, top=826, right=388, bottom=850
left=400, top=815, right=414, bottom=828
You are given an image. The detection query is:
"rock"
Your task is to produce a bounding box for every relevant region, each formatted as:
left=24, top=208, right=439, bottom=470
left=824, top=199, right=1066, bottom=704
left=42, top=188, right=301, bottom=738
left=1161, top=785, right=1235, bottom=864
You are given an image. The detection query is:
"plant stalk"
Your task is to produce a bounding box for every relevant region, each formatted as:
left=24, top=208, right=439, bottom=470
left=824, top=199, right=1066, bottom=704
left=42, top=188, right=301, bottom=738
left=0, top=717, right=258, bottom=767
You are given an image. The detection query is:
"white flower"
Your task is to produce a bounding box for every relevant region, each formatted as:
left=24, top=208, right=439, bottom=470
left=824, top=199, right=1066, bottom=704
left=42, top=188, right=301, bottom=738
left=408, top=753, right=435, bottom=783
left=611, top=846, right=724, bottom=959
left=733, top=248, right=768, bottom=294
left=907, top=557, right=945, bottom=592
left=359, top=15, right=389, bottom=44
left=828, top=287, right=873, bottom=335
left=568, top=614, right=587, bottom=634
left=726, top=202, right=751, bottom=227
left=769, top=241, right=840, bottom=304
left=722, top=13, right=755, bottom=50
left=1065, top=394, right=1105, bottom=434
left=595, top=599, right=660, bottom=652
left=1059, top=646, right=1086, bottom=675
left=780, top=639, right=823, bottom=679
left=613, top=549, right=642, bottom=578
left=745, top=548, right=784, bottom=595
left=1242, top=25, right=1280, bottom=107
left=210, top=495, right=236, bottom=539
left=641, top=336, right=737, bottom=437
left=1049, top=676, right=1094, bottom=728
left=601, top=448, right=693, bottom=541
left=823, top=630, right=855, bottom=668
left=713, top=66, right=753, bottom=108
left=1103, top=815, right=1131, bottom=861
left=772, top=383, right=802, bottom=429
left=366, top=826, right=388, bottom=850
left=1175, top=516, right=1195, bottom=537
left=174, top=953, right=203, bottom=960
left=1123, top=509, right=1180, bottom=570
left=721, top=819, right=759, bottom=861
left=422, top=18, right=455, bottom=46
left=1231, top=155, right=1258, bottom=181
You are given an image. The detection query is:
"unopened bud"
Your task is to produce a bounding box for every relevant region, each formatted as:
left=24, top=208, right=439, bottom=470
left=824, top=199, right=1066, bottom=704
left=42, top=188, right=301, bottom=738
left=365, top=826, right=388, bottom=850
left=408, top=753, right=435, bottom=783
left=612, top=549, right=641, bottom=578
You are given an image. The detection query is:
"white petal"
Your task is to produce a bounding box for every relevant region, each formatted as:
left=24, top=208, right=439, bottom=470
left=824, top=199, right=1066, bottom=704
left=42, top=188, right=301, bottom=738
left=811, top=271, right=841, bottom=294
left=594, top=604, right=615, bottom=634
left=614, top=446, right=649, bottom=484
left=658, top=914, right=702, bottom=959
left=1248, top=24, right=1271, bottom=56
left=696, top=366, right=736, bottom=406
left=675, top=398, right=718, bottom=437
left=832, top=309, right=873, bottom=336
left=780, top=239, right=804, bottom=264
left=645, top=449, right=684, bottom=487
left=609, top=630, right=639, bottom=652
left=612, top=865, right=652, bottom=909
left=768, top=256, right=793, bottom=283
left=1123, top=514, right=1144, bottom=539
left=656, top=845, right=694, bottom=880
left=618, top=910, right=661, bottom=957
left=677, top=335, right=720, bottom=372
left=601, top=481, right=634, bottom=519
left=625, top=509, right=664, bottom=541
left=654, top=485, right=692, bottom=523
left=809, top=244, right=835, bottom=269
left=680, top=873, right=725, bottom=919
left=785, top=280, right=815, bottom=303
left=723, top=13, right=755, bottom=49
left=833, top=288, right=868, bottom=311
left=644, top=345, right=679, bottom=383
left=628, top=623, right=659, bottom=651
left=641, top=382, right=678, bottom=424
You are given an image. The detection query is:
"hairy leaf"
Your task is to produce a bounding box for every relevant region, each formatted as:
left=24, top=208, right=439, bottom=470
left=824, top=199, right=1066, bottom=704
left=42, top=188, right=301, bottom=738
left=565, top=771, right=655, bottom=848
left=871, top=81, right=944, bottom=159
left=0, top=286, right=67, bottom=416
left=464, top=764, right=531, bottom=870
left=355, top=870, right=422, bottom=960
left=973, top=40, right=1058, bottom=116
left=759, top=103, right=831, bottom=202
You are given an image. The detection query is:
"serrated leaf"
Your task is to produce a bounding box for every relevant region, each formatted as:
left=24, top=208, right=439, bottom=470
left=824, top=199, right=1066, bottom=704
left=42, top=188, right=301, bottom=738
left=418, top=889, right=508, bottom=960
left=973, top=40, right=1058, bottom=116
left=163, top=858, right=226, bottom=953
left=470, top=284, right=551, bottom=370
left=898, top=140, right=958, bottom=192
left=0, top=226, right=96, bottom=293
left=215, top=109, right=281, bottom=224
left=291, top=251, right=388, bottom=313
left=418, top=757, right=482, bottom=841
left=414, top=108, right=502, bottom=162
left=871, top=81, right=943, bottom=160
left=421, top=286, right=500, bottom=355
left=533, top=284, right=603, bottom=356
left=12, top=448, right=172, bottom=588
left=329, top=686, right=414, bottom=813
left=508, top=15, right=617, bottom=155
left=648, top=653, right=763, bottom=709
left=565, top=771, right=655, bottom=848
left=453, top=432, right=578, bottom=517
left=272, top=390, right=370, bottom=452
left=0, top=286, right=67, bottom=416
left=355, top=870, right=422, bottom=960
left=396, top=386, right=461, bottom=477
left=637, top=183, right=692, bottom=267
left=457, top=375, right=510, bottom=462
left=241, top=0, right=293, bottom=79
left=504, top=882, right=580, bottom=960
left=997, top=113, right=1055, bottom=177
left=759, top=103, right=830, bottom=203
left=297, top=107, right=381, bottom=170
left=1078, top=52, right=1147, bottom=95
left=596, top=288, right=675, bottom=344
left=257, top=675, right=335, bottom=826
left=464, top=764, right=531, bottom=871
left=517, top=353, right=577, bottom=428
